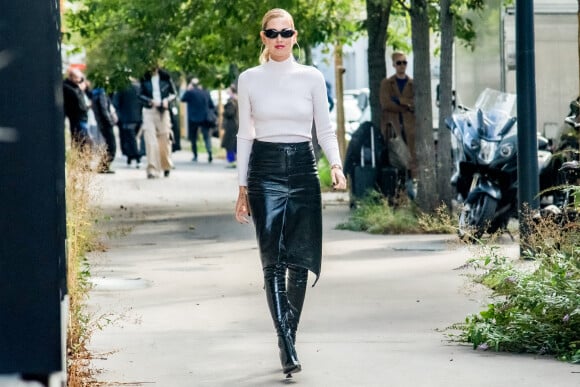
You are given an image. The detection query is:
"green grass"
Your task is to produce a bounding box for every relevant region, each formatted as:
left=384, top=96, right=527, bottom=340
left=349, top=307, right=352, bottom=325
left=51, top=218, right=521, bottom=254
left=317, top=156, right=333, bottom=190
left=337, top=190, right=455, bottom=234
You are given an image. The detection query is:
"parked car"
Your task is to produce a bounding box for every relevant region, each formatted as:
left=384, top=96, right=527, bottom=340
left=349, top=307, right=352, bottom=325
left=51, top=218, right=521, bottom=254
left=330, top=88, right=369, bottom=140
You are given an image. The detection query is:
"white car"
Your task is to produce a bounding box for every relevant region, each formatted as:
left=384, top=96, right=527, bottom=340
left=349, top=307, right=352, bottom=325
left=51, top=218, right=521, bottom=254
left=330, top=90, right=368, bottom=140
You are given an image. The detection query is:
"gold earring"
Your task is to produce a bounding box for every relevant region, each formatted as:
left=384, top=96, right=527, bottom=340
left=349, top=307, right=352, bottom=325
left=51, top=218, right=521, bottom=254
left=295, top=41, right=302, bottom=63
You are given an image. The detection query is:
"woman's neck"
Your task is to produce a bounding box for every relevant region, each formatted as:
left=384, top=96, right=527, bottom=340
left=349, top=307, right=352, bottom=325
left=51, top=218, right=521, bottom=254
left=269, top=54, right=293, bottom=63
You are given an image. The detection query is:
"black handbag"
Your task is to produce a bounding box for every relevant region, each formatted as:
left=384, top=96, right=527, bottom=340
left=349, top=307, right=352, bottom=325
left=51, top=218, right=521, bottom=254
left=206, top=108, right=217, bottom=128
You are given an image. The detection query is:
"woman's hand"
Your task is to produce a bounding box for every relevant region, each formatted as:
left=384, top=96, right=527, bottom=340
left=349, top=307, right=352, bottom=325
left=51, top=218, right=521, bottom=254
left=235, top=186, right=251, bottom=224
left=331, top=165, right=347, bottom=191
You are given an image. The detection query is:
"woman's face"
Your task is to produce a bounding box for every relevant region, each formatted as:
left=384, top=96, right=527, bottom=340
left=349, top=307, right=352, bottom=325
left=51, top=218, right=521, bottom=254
left=260, top=16, right=297, bottom=62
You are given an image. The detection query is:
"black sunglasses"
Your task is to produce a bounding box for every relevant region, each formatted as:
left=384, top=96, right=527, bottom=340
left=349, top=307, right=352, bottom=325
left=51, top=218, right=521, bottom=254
left=396, top=60, right=408, bottom=66
left=263, top=28, right=295, bottom=39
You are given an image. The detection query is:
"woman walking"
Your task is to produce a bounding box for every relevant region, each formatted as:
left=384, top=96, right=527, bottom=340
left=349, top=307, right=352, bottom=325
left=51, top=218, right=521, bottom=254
left=234, top=8, right=347, bottom=378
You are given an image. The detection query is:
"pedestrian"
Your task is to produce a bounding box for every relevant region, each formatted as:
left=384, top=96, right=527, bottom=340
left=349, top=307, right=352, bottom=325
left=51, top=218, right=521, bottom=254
left=138, top=64, right=176, bottom=179
left=180, top=78, right=216, bottom=163
left=380, top=51, right=416, bottom=179
left=220, top=84, right=238, bottom=167
left=113, top=78, right=144, bottom=168
left=234, top=8, right=347, bottom=378
left=62, top=68, right=90, bottom=148
left=92, top=85, right=118, bottom=173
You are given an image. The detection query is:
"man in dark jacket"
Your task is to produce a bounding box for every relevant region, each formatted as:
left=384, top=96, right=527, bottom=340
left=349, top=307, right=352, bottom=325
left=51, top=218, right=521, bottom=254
left=92, top=86, right=117, bottom=173
left=139, top=66, right=176, bottom=178
left=113, top=78, right=143, bottom=167
left=62, top=68, right=89, bottom=147
left=181, top=78, right=215, bottom=163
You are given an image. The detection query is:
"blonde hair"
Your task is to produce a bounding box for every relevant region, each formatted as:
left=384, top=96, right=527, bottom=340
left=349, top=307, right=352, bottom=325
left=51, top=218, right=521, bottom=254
left=391, top=51, right=406, bottom=62
left=259, top=8, right=295, bottom=64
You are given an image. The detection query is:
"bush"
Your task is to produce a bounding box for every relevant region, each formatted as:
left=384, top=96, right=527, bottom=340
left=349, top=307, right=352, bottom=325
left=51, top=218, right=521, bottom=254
left=337, top=190, right=455, bottom=234
left=317, top=156, right=333, bottom=190
left=458, top=230, right=580, bottom=363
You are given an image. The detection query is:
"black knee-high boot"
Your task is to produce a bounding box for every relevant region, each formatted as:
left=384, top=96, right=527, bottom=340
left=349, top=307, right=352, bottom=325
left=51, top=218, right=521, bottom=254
left=264, top=265, right=301, bottom=375
left=287, top=266, right=308, bottom=344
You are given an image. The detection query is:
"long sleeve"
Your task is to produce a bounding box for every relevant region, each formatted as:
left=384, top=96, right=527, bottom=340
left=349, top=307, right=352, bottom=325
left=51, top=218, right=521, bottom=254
left=312, top=72, right=342, bottom=168
left=236, top=58, right=343, bottom=185
left=236, top=71, right=254, bottom=186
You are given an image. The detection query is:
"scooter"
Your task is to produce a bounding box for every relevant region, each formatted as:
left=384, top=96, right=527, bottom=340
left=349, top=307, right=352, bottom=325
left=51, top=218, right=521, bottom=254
left=447, top=88, right=553, bottom=239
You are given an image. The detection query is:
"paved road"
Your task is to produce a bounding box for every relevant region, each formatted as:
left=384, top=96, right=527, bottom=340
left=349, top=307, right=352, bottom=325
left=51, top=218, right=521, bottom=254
left=87, top=149, right=579, bottom=387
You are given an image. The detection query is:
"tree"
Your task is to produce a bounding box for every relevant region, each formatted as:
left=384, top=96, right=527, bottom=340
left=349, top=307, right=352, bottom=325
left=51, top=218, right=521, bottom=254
left=436, top=0, right=454, bottom=211
left=436, top=0, right=486, bottom=210
left=368, top=0, right=487, bottom=214
left=65, top=0, right=361, bottom=91
left=365, top=0, right=393, bottom=131
left=407, top=0, right=437, bottom=213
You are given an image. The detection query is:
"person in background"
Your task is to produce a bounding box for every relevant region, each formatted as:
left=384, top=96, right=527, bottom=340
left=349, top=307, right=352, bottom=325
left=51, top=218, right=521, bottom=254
left=139, top=64, right=176, bottom=179
left=180, top=78, right=215, bottom=163
left=380, top=51, right=416, bottom=179
left=220, top=84, right=238, bottom=167
left=114, top=77, right=144, bottom=168
left=92, top=85, right=118, bottom=173
left=234, top=8, right=347, bottom=378
left=169, top=94, right=182, bottom=153
left=62, top=68, right=90, bottom=147
left=84, top=79, right=103, bottom=149
left=325, top=79, right=334, bottom=112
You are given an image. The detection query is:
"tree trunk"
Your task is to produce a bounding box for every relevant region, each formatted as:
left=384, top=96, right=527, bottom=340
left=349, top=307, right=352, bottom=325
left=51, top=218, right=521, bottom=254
left=437, top=0, right=454, bottom=212
left=410, top=0, right=437, bottom=214
left=303, top=44, right=313, bottom=66
left=366, top=0, right=392, bottom=131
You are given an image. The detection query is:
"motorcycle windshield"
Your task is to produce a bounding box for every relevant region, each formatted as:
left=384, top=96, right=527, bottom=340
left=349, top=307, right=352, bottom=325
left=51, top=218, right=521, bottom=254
left=474, top=88, right=517, bottom=140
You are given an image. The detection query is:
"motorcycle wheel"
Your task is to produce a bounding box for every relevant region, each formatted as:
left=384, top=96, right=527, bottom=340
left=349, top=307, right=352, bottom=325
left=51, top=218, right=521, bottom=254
left=458, top=194, right=498, bottom=240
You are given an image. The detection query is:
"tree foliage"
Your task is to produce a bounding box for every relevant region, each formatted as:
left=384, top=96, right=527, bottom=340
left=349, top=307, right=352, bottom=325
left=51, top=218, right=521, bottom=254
left=65, top=0, right=362, bottom=91
left=66, top=0, right=494, bottom=215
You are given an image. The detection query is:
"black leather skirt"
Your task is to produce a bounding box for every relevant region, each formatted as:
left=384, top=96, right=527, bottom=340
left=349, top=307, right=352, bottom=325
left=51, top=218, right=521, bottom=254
left=247, top=140, right=322, bottom=284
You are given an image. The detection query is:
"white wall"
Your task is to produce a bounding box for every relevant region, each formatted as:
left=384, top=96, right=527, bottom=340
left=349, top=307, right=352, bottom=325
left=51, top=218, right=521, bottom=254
left=504, top=10, right=578, bottom=139
left=456, top=0, right=579, bottom=139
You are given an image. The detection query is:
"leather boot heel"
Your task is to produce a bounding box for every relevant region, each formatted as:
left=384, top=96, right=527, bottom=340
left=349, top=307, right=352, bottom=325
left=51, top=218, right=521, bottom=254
left=264, top=265, right=303, bottom=376
left=278, top=332, right=301, bottom=375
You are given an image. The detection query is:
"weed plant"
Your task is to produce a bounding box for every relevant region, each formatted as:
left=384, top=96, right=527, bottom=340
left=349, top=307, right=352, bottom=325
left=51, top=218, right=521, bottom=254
left=65, top=145, right=104, bottom=385
left=337, top=190, right=455, bottom=234
left=457, top=212, right=580, bottom=363
left=317, top=156, right=333, bottom=190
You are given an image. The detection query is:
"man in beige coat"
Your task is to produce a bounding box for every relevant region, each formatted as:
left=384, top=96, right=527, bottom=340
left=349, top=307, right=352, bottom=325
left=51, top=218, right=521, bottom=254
left=380, top=51, right=416, bottom=178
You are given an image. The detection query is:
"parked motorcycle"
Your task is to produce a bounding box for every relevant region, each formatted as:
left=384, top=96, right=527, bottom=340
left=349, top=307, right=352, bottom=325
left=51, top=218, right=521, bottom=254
left=541, top=160, right=580, bottom=225
left=446, top=88, right=553, bottom=239
left=539, top=97, right=580, bottom=212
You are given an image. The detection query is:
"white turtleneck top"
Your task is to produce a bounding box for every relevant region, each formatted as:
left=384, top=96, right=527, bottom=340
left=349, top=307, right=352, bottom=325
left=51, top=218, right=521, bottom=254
left=236, top=57, right=342, bottom=186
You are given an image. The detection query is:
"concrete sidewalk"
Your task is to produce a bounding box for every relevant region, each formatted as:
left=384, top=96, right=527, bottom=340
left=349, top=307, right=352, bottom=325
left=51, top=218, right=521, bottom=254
left=86, top=149, right=579, bottom=386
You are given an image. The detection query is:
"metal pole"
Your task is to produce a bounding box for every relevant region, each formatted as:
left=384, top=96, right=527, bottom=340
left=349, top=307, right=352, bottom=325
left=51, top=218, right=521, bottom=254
left=516, top=0, right=539, bottom=254
left=0, top=1, right=66, bottom=384
left=500, top=8, right=506, bottom=92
